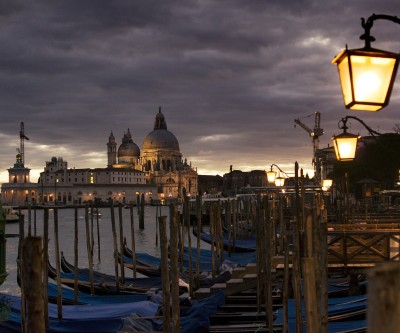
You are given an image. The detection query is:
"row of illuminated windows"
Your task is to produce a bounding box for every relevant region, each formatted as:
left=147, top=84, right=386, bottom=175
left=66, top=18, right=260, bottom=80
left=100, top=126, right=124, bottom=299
left=111, top=172, right=142, bottom=176
left=112, top=177, right=142, bottom=182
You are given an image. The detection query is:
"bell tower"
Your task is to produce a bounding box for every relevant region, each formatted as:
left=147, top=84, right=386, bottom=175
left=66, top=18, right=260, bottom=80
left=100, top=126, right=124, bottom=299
left=107, top=131, right=117, bottom=167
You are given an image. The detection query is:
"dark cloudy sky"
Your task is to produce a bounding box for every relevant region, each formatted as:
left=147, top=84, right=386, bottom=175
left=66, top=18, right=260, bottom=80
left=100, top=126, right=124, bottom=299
left=1, top=0, right=400, bottom=183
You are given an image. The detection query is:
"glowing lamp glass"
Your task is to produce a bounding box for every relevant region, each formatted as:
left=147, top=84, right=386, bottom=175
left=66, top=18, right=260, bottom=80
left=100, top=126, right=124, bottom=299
left=266, top=170, right=277, bottom=183
left=332, top=132, right=360, bottom=161
left=275, top=176, right=285, bottom=187
left=332, top=48, right=399, bottom=111
left=322, top=179, right=333, bottom=191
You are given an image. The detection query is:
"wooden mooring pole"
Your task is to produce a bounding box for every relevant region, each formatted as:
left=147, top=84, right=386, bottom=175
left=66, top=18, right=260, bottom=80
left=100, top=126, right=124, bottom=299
left=255, top=194, right=263, bottom=313
left=129, top=203, right=137, bottom=278
left=96, top=206, right=101, bottom=263
left=18, top=207, right=26, bottom=333
left=74, top=207, right=79, bottom=304
left=183, top=192, right=194, bottom=297
left=209, top=204, right=216, bottom=278
left=264, top=196, right=274, bottom=333
left=22, top=236, right=45, bottom=333
left=158, top=216, right=171, bottom=333
left=368, top=262, right=400, bottom=332
left=195, top=192, right=202, bottom=289
left=53, top=208, right=63, bottom=318
left=139, top=194, right=145, bottom=229
left=293, top=161, right=303, bottom=333
left=110, top=203, right=120, bottom=289
left=42, top=208, right=49, bottom=328
left=170, top=205, right=180, bottom=333
left=85, top=206, right=95, bottom=294
left=118, top=204, right=125, bottom=284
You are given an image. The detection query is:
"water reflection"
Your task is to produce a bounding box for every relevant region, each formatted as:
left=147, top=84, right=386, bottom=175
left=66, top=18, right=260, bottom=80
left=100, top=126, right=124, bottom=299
left=3, top=205, right=203, bottom=295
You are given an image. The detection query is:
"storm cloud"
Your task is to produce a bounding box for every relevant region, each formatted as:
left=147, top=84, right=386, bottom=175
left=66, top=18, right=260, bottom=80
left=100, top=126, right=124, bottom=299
left=1, top=0, right=399, bottom=182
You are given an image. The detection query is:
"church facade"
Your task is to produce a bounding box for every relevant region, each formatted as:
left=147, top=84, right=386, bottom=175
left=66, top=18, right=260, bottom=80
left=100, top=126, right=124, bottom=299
left=1, top=109, right=198, bottom=206
left=107, top=108, right=198, bottom=201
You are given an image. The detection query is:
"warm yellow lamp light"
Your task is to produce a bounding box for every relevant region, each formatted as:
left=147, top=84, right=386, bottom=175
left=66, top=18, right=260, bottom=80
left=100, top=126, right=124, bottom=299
left=332, top=131, right=360, bottom=161
left=275, top=176, right=285, bottom=187
left=266, top=169, right=277, bottom=184
left=322, top=179, right=333, bottom=191
left=332, top=115, right=380, bottom=161
left=332, top=47, right=399, bottom=111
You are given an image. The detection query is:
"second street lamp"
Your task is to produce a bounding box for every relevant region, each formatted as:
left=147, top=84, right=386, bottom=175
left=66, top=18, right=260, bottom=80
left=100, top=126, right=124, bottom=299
left=332, top=115, right=381, bottom=161
left=332, top=129, right=360, bottom=161
left=275, top=175, right=285, bottom=187
left=332, top=14, right=400, bottom=112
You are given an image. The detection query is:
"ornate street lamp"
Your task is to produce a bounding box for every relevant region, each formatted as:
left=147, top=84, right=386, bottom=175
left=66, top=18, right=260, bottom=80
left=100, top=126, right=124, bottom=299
left=332, top=116, right=380, bottom=161
left=266, top=164, right=289, bottom=185
left=332, top=14, right=400, bottom=111
left=332, top=130, right=360, bottom=161
left=275, top=175, right=286, bottom=187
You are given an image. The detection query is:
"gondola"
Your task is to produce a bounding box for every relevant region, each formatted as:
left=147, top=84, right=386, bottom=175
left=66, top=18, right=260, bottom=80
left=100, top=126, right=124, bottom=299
left=0, top=291, right=160, bottom=333
left=46, top=281, right=149, bottom=305
left=192, top=227, right=256, bottom=253
left=60, top=252, right=164, bottom=289
left=0, top=290, right=226, bottom=333
left=47, top=260, right=151, bottom=295
left=121, top=244, right=236, bottom=288
left=117, top=253, right=163, bottom=278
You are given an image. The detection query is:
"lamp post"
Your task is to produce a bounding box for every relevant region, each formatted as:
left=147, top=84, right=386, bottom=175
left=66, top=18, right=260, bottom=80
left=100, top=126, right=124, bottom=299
left=332, top=14, right=400, bottom=111
left=0, top=202, right=7, bottom=285
left=54, top=178, right=58, bottom=205
left=332, top=115, right=380, bottom=161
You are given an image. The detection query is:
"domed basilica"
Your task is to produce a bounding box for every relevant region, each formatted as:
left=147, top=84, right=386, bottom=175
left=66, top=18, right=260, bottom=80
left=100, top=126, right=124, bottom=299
left=107, top=108, right=198, bottom=200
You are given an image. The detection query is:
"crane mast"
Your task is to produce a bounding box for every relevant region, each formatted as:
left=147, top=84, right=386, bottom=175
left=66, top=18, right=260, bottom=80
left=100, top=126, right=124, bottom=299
left=294, top=112, right=324, bottom=181
left=19, top=122, right=29, bottom=166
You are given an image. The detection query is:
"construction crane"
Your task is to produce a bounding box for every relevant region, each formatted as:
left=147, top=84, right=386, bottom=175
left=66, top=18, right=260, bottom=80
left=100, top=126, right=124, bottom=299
left=19, top=122, right=29, bottom=166
left=294, top=112, right=324, bottom=181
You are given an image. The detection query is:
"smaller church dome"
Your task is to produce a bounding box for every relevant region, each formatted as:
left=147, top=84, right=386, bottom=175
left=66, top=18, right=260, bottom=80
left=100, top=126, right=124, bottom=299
left=118, top=129, right=140, bottom=157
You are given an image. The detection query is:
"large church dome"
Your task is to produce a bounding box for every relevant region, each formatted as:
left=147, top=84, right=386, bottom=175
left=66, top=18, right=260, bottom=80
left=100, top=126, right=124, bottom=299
left=118, top=129, right=140, bottom=158
left=142, top=109, right=180, bottom=150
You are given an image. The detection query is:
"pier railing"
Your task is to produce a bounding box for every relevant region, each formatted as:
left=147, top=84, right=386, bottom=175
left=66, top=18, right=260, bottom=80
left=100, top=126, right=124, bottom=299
left=327, top=225, right=400, bottom=268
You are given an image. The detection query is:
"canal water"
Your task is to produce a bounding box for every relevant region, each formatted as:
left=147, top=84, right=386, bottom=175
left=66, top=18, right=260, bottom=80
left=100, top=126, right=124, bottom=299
left=2, top=205, right=206, bottom=295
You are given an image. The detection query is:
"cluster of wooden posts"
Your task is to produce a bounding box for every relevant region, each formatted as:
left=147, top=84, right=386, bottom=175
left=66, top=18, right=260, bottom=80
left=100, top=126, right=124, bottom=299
left=17, top=201, right=147, bottom=332
left=12, top=162, right=400, bottom=332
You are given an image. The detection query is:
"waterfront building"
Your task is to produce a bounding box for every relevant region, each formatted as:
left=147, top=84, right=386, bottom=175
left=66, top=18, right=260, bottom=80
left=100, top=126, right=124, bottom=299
left=36, top=156, right=153, bottom=205
left=223, top=167, right=268, bottom=195
left=1, top=109, right=198, bottom=206
left=198, top=175, right=224, bottom=196
left=1, top=152, right=37, bottom=206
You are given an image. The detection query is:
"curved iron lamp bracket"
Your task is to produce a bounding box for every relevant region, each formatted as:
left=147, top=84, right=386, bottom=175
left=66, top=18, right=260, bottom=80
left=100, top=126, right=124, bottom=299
left=361, top=14, right=400, bottom=49
left=338, top=115, right=381, bottom=138
left=269, top=164, right=290, bottom=178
